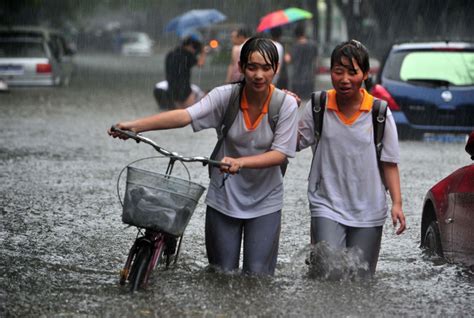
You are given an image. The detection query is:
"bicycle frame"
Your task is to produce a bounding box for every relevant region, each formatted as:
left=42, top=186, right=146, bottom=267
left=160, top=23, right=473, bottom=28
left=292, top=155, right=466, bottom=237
left=112, top=125, right=228, bottom=292
left=142, top=231, right=166, bottom=288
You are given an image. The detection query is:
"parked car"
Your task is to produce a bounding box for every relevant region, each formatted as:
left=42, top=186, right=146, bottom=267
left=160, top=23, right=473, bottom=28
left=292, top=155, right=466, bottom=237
left=0, top=26, right=75, bottom=86
left=370, top=41, right=474, bottom=139
left=120, top=32, right=154, bottom=56
left=420, top=132, right=474, bottom=268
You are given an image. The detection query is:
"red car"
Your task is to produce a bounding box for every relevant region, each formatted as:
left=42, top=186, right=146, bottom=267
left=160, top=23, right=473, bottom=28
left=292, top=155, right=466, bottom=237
left=421, top=132, right=474, bottom=267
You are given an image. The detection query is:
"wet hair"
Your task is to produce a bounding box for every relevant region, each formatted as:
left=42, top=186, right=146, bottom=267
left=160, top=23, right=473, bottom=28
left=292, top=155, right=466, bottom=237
left=181, top=36, right=202, bottom=53
left=330, top=39, right=370, bottom=73
left=239, top=36, right=279, bottom=74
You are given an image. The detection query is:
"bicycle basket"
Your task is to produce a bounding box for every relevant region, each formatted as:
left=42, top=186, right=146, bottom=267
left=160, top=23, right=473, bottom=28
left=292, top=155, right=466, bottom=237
left=122, top=166, right=206, bottom=236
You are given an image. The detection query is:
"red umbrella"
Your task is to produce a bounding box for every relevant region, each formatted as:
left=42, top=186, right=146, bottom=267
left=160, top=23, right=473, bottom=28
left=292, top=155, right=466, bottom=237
left=257, top=7, right=313, bottom=32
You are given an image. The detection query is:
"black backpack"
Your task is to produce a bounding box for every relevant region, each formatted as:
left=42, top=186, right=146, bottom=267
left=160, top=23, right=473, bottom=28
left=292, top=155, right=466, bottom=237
left=209, top=83, right=288, bottom=177
left=311, top=91, right=388, bottom=187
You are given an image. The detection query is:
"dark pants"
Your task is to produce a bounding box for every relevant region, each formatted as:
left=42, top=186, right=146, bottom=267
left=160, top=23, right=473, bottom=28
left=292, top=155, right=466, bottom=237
left=153, top=87, right=173, bottom=109
left=205, top=206, right=281, bottom=276
left=311, top=217, right=383, bottom=275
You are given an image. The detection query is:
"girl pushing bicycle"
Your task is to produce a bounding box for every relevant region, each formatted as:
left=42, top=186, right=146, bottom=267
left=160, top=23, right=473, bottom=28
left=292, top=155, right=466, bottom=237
left=109, top=37, right=298, bottom=276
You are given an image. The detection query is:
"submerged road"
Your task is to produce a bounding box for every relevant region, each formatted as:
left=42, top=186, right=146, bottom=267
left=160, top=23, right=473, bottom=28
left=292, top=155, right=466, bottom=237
left=1, top=52, right=472, bottom=317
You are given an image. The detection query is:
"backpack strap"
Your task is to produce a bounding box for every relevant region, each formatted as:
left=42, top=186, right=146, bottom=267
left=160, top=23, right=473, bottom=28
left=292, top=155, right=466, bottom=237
left=311, top=90, right=327, bottom=144
left=209, top=83, right=242, bottom=178
left=372, top=98, right=388, bottom=188
left=267, top=88, right=287, bottom=132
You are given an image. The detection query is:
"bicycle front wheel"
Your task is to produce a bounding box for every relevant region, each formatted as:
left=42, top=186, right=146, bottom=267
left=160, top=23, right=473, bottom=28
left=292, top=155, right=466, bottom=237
left=129, top=244, right=152, bottom=292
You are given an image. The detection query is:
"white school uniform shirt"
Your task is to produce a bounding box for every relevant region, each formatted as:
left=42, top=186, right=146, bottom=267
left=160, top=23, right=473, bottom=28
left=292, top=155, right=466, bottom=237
left=298, top=89, right=400, bottom=227
left=187, top=84, right=298, bottom=219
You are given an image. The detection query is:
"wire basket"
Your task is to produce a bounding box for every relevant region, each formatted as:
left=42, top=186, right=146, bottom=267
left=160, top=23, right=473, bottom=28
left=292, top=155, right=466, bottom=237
left=122, top=166, right=205, bottom=236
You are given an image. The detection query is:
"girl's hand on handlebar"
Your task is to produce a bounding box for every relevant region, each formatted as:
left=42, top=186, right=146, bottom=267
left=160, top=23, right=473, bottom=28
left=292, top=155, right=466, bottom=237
left=220, top=157, right=242, bottom=175
left=108, top=123, right=136, bottom=140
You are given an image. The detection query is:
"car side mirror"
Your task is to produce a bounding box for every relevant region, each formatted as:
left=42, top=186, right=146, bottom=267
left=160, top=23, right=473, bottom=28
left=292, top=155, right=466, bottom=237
left=465, top=132, right=474, bottom=160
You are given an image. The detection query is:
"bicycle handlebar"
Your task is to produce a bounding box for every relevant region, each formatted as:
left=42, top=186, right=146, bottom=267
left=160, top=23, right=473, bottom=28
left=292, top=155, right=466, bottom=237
left=110, top=125, right=228, bottom=167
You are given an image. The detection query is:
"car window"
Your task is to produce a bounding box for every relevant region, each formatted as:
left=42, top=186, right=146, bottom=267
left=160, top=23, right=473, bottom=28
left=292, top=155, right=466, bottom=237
left=0, top=40, right=46, bottom=58
left=122, top=33, right=139, bottom=44
left=398, top=51, right=474, bottom=86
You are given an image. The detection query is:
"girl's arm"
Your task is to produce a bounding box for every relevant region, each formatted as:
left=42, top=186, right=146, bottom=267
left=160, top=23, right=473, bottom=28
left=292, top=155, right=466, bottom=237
left=109, top=109, right=192, bottom=138
left=382, top=162, right=406, bottom=235
left=220, top=150, right=287, bottom=174
left=297, top=100, right=315, bottom=151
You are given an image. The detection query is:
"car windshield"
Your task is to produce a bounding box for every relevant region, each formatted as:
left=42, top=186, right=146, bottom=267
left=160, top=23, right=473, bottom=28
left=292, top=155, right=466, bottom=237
left=0, top=40, right=46, bottom=58
left=395, top=50, right=474, bottom=86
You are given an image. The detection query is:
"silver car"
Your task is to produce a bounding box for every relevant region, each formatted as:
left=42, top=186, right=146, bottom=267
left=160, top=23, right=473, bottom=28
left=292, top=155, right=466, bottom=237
left=0, top=26, right=75, bottom=87
left=120, top=32, right=154, bottom=56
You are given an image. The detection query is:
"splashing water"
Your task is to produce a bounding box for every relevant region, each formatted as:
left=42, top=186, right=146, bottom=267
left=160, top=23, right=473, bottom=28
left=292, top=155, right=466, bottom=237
left=299, top=242, right=369, bottom=281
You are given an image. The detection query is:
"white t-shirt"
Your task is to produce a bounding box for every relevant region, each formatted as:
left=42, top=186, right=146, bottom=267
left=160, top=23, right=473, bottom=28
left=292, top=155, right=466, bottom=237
left=187, top=84, right=298, bottom=219
left=298, top=90, right=400, bottom=227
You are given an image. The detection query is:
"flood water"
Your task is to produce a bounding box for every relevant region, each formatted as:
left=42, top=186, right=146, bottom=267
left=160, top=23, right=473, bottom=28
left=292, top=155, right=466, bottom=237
left=1, top=53, right=473, bottom=317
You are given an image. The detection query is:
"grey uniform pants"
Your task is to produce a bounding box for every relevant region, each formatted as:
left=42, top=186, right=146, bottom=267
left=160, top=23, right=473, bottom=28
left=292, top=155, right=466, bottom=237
left=205, top=206, right=281, bottom=276
left=311, top=217, right=383, bottom=275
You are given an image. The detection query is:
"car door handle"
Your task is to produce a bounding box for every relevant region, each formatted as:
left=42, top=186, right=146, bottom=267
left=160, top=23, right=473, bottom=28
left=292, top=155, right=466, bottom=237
left=445, top=218, right=454, bottom=224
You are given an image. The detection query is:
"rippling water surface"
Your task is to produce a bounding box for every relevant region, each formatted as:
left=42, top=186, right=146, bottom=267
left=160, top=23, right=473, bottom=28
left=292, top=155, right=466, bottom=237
left=1, top=54, right=472, bottom=317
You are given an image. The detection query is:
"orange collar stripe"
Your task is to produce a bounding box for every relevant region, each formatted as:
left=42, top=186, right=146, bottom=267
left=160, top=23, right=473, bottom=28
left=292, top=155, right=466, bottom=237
left=241, top=85, right=275, bottom=130
left=326, top=88, right=373, bottom=125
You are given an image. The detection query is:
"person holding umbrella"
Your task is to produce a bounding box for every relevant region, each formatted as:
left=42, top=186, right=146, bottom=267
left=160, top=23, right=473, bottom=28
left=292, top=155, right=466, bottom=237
left=109, top=37, right=298, bottom=276
left=256, top=8, right=315, bottom=99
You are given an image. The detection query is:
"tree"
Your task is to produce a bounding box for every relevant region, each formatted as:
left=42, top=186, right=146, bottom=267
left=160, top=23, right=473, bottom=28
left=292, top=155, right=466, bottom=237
left=334, top=0, right=474, bottom=58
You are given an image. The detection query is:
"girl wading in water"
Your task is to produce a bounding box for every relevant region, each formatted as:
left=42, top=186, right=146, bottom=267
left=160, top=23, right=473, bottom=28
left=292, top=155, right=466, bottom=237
left=297, top=40, right=406, bottom=277
left=109, top=37, right=298, bottom=275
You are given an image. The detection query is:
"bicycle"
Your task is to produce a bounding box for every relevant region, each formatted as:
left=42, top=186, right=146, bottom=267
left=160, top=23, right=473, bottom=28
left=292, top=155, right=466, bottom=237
left=111, top=126, right=227, bottom=292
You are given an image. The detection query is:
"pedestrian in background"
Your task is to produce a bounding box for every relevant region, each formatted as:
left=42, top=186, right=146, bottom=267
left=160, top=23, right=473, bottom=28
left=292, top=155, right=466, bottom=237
left=109, top=37, right=298, bottom=276
left=165, top=36, right=207, bottom=108
left=285, top=23, right=318, bottom=101
left=269, top=26, right=288, bottom=90
left=297, top=40, right=406, bottom=277
left=225, top=27, right=251, bottom=83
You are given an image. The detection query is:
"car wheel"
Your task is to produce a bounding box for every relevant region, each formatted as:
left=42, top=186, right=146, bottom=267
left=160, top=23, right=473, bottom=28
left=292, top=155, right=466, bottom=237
left=423, top=220, right=443, bottom=257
